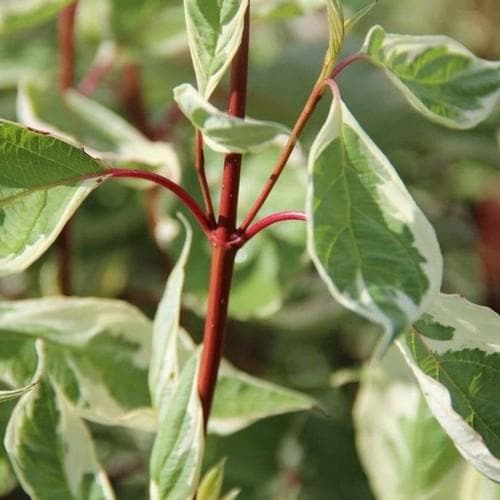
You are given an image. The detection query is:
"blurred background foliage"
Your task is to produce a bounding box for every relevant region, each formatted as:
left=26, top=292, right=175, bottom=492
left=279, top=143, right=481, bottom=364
left=0, top=0, right=499, bottom=498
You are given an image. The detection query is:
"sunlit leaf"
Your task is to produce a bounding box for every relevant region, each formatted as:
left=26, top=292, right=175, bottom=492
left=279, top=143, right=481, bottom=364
left=399, top=293, right=500, bottom=481
left=0, top=0, right=72, bottom=35
left=0, top=120, right=107, bottom=276
left=184, top=0, right=248, bottom=98
left=209, top=361, right=316, bottom=435
left=354, top=349, right=463, bottom=500
left=306, top=89, right=442, bottom=347
left=173, top=83, right=289, bottom=154
left=361, top=26, right=500, bottom=129
left=150, top=352, right=204, bottom=500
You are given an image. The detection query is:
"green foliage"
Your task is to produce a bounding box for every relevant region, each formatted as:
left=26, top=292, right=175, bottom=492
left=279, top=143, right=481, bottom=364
left=0, top=0, right=498, bottom=498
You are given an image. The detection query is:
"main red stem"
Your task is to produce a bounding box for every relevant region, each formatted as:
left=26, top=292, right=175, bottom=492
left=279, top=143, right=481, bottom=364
left=57, top=1, right=78, bottom=295
left=197, top=8, right=250, bottom=428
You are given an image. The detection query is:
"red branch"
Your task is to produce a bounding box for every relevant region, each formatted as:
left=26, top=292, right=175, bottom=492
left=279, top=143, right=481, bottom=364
left=239, top=52, right=367, bottom=233
left=241, top=211, right=306, bottom=244
left=106, top=169, right=212, bottom=237
left=197, top=7, right=250, bottom=428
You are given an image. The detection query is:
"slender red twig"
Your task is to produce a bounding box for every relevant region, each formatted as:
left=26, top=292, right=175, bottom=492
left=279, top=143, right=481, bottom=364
left=195, top=131, right=216, bottom=226
left=238, top=52, right=367, bottom=234
left=197, top=7, right=250, bottom=428
left=57, top=1, right=78, bottom=295
left=106, top=169, right=212, bottom=238
left=329, top=52, right=368, bottom=80
left=238, top=211, right=306, bottom=245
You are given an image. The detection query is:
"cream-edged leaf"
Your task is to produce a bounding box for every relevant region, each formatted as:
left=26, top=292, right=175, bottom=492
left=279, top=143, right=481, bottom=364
left=184, top=0, right=248, bottom=98
left=344, top=1, right=376, bottom=34
left=0, top=0, right=72, bottom=35
left=354, top=349, right=463, bottom=500
left=399, top=293, right=500, bottom=482
left=150, top=352, right=204, bottom=500
left=149, top=219, right=192, bottom=411
left=0, top=120, right=107, bottom=276
left=0, top=381, right=38, bottom=404
left=306, top=91, right=442, bottom=347
left=4, top=343, right=114, bottom=500
left=0, top=297, right=154, bottom=430
left=361, top=26, right=500, bottom=129
left=209, top=361, right=316, bottom=435
left=173, top=83, right=290, bottom=154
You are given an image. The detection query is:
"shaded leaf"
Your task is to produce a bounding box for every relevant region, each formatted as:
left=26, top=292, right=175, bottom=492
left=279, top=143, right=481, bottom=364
left=209, top=361, right=316, bottom=435
left=0, top=297, right=154, bottom=430
left=0, top=0, right=72, bottom=35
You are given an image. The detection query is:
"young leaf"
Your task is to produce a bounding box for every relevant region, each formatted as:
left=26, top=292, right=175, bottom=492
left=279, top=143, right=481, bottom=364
left=149, top=219, right=192, bottom=411
left=317, top=0, right=344, bottom=80
left=0, top=120, right=107, bottom=276
left=197, top=459, right=226, bottom=500
left=173, top=84, right=289, bottom=154
left=5, top=377, right=115, bottom=500
left=361, top=26, right=500, bottom=129
left=0, top=297, right=154, bottom=430
left=306, top=90, right=442, bottom=347
left=184, top=0, right=248, bottom=98
left=150, top=352, right=204, bottom=500
left=209, top=361, right=316, bottom=435
left=252, top=0, right=323, bottom=19
left=354, top=349, right=463, bottom=500
left=399, top=293, right=500, bottom=481
left=0, top=0, right=72, bottom=35
left=344, top=1, right=376, bottom=34
left=0, top=381, right=38, bottom=404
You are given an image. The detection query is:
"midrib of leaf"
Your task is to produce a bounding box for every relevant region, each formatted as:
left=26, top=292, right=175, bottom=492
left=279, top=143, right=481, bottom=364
left=409, top=328, right=500, bottom=452
left=0, top=170, right=107, bottom=208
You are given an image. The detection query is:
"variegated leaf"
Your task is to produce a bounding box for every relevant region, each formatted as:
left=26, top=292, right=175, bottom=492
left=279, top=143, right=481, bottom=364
left=361, top=26, right=500, bottom=129
left=399, top=293, right=500, bottom=482
left=306, top=89, right=442, bottom=347
left=184, top=0, right=248, bottom=98
left=150, top=352, right=204, bottom=500
left=173, top=84, right=289, bottom=154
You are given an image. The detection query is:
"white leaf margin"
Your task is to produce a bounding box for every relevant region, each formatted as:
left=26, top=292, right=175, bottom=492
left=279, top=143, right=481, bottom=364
left=306, top=89, right=442, bottom=340
left=361, top=25, right=500, bottom=129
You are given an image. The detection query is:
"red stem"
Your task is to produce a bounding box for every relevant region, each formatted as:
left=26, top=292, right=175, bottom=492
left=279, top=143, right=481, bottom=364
left=329, top=52, right=368, bottom=80
left=241, top=211, right=305, bottom=244
left=195, top=131, right=216, bottom=226
left=106, top=169, right=212, bottom=237
left=238, top=52, right=366, bottom=233
left=57, top=1, right=78, bottom=295
left=197, top=7, right=250, bottom=428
